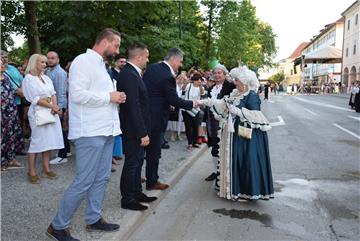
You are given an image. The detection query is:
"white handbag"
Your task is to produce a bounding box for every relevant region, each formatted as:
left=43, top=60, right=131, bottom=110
left=35, top=105, right=56, bottom=126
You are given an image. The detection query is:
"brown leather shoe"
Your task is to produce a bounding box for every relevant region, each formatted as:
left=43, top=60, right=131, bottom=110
left=146, top=182, right=169, bottom=190
left=141, top=177, right=146, bottom=183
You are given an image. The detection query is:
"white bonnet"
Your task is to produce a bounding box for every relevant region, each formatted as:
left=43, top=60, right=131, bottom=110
left=229, top=66, right=259, bottom=91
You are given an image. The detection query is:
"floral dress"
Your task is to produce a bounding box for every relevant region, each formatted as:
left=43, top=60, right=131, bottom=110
left=1, top=75, right=24, bottom=166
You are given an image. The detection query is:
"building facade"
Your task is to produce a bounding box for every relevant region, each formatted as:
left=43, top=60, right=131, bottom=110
left=342, top=0, right=360, bottom=91
left=302, top=18, right=344, bottom=85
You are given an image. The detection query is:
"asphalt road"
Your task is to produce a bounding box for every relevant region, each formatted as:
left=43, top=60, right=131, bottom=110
left=129, top=93, right=360, bottom=241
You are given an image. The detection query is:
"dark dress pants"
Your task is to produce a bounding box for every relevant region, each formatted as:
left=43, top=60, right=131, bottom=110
left=182, top=111, right=199, bottom=145
left=120, top=137, right=144, bottom=204
left=145, top=130, right=162, bottom=187
left=58, top=115, right=71, bottom=158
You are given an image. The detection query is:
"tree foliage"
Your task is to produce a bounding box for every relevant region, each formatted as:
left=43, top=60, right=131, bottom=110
left=2, top=0, right=277, bottom=70
left=268, top=72, right=285, bottom=83
left=214, top=0, right=277, bottom=70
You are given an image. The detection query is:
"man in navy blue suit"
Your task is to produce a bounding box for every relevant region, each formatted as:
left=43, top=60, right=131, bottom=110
left=117, top=43, right=157, bottom=211
left=143, top=48, right=198, bottom=190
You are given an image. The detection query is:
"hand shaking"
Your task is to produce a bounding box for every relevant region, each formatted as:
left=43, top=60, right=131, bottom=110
left=110, top=91, right=127, bottom=104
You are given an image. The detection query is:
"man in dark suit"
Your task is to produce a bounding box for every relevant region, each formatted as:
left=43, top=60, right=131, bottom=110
left=109, top=55, right=126, bottom=80
left=117, top=43, right=157, bottom=211
left=143, top=48, right=198, bottom=190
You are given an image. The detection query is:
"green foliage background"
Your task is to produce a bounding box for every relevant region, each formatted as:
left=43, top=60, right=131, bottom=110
left=1, top=0, right=277, bottom=71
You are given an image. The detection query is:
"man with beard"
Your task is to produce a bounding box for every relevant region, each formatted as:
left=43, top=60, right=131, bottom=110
left=46, top=51, right=70, bottom=165
left=47, top=28, right=126, bottom=241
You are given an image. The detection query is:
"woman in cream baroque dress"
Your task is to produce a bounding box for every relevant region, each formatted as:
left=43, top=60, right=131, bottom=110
left=199, top=66, right=274, bottom=201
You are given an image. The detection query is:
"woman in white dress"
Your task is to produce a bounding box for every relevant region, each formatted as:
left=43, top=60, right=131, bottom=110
left=22, top=54, right=64, bottom=184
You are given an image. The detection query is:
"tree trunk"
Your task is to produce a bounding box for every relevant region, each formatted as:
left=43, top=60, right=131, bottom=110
left=24, top=1, right=41, bottom=54
left=205, top=3, right=214, bottom=61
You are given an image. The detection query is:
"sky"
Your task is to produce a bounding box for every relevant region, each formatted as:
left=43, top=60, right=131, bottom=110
left=250, top=0, right=355, bottom=62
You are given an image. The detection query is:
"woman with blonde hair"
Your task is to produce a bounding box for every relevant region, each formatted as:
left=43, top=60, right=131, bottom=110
left=22, top=54, right=64, bottom=184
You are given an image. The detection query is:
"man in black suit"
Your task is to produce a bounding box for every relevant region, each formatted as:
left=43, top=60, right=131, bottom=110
left=109, top=55, right=126, bottom=80
left=143, top=48, right=198, bottom=190
left=117, top=43, right=157, bottom=211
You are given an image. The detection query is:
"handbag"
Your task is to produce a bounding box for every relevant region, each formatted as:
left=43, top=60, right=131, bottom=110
left=35, top=105, right=56, bottom=126
left=238, top=121, right=252, bottom=139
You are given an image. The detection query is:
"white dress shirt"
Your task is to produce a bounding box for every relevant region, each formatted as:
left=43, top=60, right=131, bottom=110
left=163, top=61, right=176, bottom=77
left=68, top=49, right=121, bottom=140
left=127, top=61, right=142, bottom=76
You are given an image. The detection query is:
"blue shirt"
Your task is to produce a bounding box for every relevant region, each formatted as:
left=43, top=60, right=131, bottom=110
left=45, top=64, right=68, bottom=109
left=4, top=64, right=23, bottom=105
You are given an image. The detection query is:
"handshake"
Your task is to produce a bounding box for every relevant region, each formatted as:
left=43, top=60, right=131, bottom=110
left=193, top=99, right=202, bottom=108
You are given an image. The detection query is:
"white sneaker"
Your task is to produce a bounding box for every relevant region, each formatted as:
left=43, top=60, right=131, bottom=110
left=66, top=152, right=72, bottom=157
left=50, top=157, right=68, bottom=165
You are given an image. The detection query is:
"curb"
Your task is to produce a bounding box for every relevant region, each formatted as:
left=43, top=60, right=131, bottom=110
left=100, top=145, right=208, bottom=241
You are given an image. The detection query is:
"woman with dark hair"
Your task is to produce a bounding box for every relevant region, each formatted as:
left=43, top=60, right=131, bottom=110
left=1, top=59, right=24, bottom=171
left=182, top=73, right=205, bottom=149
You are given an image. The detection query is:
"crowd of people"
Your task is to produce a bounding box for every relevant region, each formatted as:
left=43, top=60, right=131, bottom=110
left=1, top=28, right=274, bottom=241
left=349, top=81, right=360, bottom=112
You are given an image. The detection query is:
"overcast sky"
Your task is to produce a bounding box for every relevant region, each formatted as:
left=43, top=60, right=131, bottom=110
left=250, top=0, right=355, bottom=62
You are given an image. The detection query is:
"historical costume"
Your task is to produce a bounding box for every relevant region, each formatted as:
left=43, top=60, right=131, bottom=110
left=200, top=66, right=274, bottom=200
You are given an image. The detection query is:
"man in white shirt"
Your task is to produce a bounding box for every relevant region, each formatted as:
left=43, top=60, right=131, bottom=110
left=47, top=28, right=126, bottom=241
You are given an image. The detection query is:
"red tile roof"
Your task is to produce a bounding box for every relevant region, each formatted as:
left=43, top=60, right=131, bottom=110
left=288, top=42, right=310, bottom=59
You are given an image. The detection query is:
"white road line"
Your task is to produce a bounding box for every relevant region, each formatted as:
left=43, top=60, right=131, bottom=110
left=268, top=100, right=275, bottom=103
left=295, top=97, right=353, bottom=112
left=333, top=123, right=360, bottom=140
left=304, top=108, right=318, bottom=116
left=348, top=115, right=360, bottom=121
left=270, top=116, right=285, bottom=127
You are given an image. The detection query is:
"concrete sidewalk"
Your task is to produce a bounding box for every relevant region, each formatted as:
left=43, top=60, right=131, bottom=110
left=1, top=134, right=207, bottom=241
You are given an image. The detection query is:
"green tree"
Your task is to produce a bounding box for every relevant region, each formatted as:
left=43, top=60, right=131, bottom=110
left=214, top=0, right=277, bottom=70
left=268, top=72, right=285, bottom=84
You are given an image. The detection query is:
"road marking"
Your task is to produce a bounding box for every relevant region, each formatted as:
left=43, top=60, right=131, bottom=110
left=304, top=108, right=318, bottom=116
left=348, top=115, right=360, bottom=121
left=295, top=97, right=353, bottom=112
left=270, top=116, right=285, bottom=127
left=268, top=100, right=275, bottom=103
left=333, top=123, right=360, bottom=140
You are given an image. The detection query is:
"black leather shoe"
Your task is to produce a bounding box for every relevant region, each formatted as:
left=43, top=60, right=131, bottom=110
left=136, top=193, right=157, bottom=203
left=86, top=218, right=120, bottom=232
left=46, top=224, right=80, bottom=241
left=121, top=201, right=148, bottom=211
left=161, top=143, right=170, bottom=149
left=205, top=172, right=217, bottom=181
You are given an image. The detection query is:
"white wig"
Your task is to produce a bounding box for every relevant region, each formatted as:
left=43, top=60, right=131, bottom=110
left=213, top=63, right=228, bottom=75
left=229, top=66, right=259, bottom=91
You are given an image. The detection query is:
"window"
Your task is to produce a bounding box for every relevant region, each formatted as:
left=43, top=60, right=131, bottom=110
left=291, top=69, right=293, bottom=75
left=346, top=48, right=349, bottom=57
left=354, top=44, right=357, bottom=55
left=348, top=19, right=350, bottom=30
left=356, top=14, right=358, bottom=25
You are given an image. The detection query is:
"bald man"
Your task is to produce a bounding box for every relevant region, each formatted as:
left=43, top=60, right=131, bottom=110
left=46, top=51, right=70, bottom=165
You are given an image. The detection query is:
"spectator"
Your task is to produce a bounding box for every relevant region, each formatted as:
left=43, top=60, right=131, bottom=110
left=1, top=59, right=24, bottom=171
left=109, top=55, right=126, bottom=80
left=182, top=73, right=205, bottom=150
left=1, top=50, right=25, bottom=154
left=22, top=54, right=64, bottom=184
left=46, top=51, right=71, bottom=165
